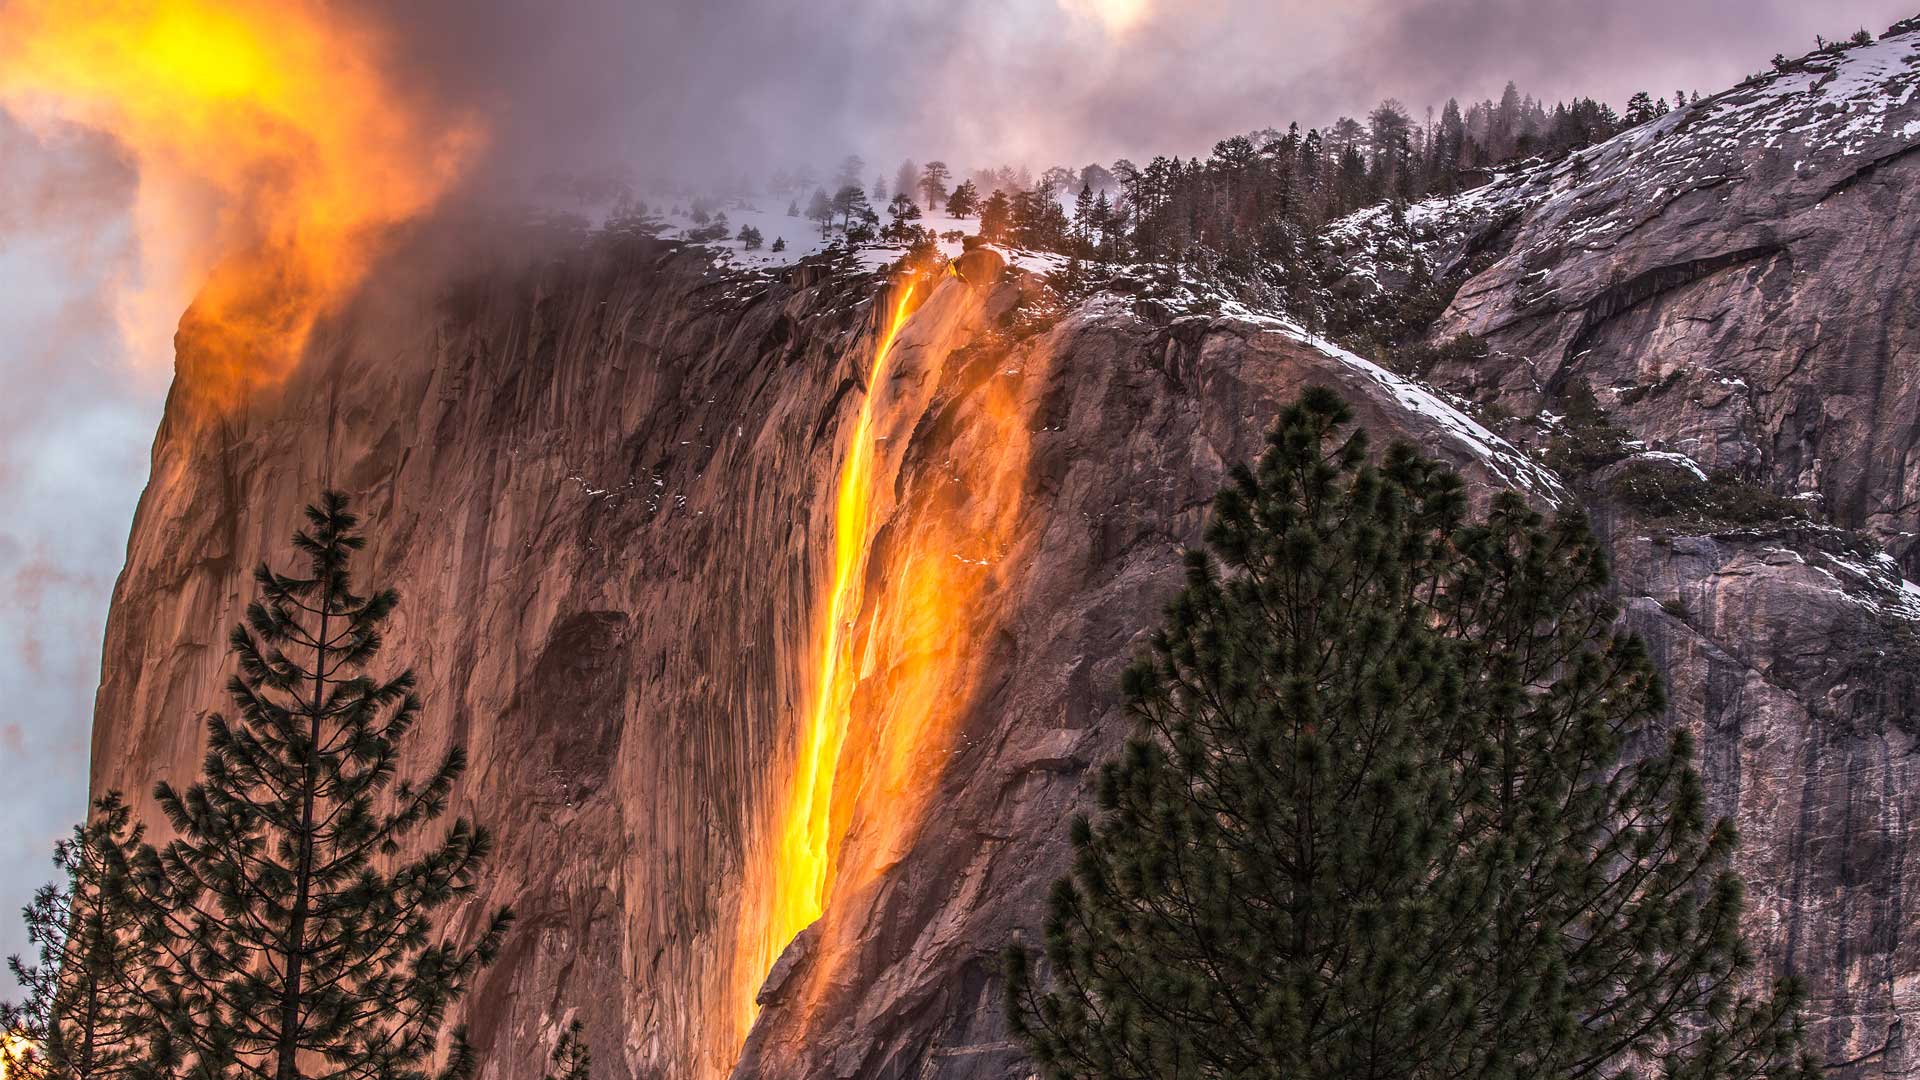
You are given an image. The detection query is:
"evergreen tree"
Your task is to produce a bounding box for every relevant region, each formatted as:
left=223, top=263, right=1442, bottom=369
left=1493, top=80, right=1523, bottom=157
left=918, top=161, right=952, bottom=211
left=2, top=795, right=162, bottom=1080
left=893, top=160, right=920, bottom=210
left=541, top=1020, right=589, bottom=1080
left=737, top=224, right=764, bottom=250
left=1434, top=99, right=1467, bottom=193
left=137, top=492, right=513, bottom=1080
left=1007, top=391, right=1817, bottom=1080
left=1626, top=91, right=1661, bottom=125
left=945, top=180, right=980, bottom=220
left=834, top=154, right=865, bottom=191
left=1072, top=184, right=1096, bottom=257
left=806, top=188, right=835, bottom=238
left=1012, top=183, right=1070, bottom=250
left=833, top=184, right=878, bottom=242
left=1090, top=191, right=1115, bottom=262
left=978, top=189, right=1013, bottom=244
left=770, top=236, right=786, bottom=252
left=883, top=192, right=923, bottom=243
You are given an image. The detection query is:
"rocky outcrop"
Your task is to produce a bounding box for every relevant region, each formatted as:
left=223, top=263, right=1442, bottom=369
left=1426, top=30, right=1920, bottom=561
left=93, top=234, right=1558, bottom=1080
left=1322, top=24, right=1920, bottom=1075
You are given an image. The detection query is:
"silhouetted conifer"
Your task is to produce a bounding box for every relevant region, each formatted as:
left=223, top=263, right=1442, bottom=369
left=806, top=188, right=835, bottom=238
left=1007, top=391, right=1817, bottom=1080
left=2, top=795, right=163, bottom=1080
left=945, top=180, right=980, bottom=220
left=136, top=492, right=513, bottom=1080
left=918, top=160, right=952, bottom=210
left=977, top=190, right=1013, bottom=244
left=541, top=1020, right=589, bottom=1080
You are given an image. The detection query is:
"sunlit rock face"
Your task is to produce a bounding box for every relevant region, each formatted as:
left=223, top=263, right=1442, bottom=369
left=92, top=232, right=1562, bottom=1080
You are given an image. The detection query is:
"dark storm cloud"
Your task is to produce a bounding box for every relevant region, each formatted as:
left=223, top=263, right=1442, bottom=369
left=355, top=0, right=1920, bottom=186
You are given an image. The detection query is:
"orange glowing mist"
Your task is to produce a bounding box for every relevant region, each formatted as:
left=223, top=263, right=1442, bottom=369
left=0, top=0, right=481, bottom=404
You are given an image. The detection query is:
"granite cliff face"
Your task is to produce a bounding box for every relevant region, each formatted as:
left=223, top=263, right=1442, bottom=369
left=91, top=24, right=1920, bottom=1080
left=92, top=235, right=1555, bottom=1080
left=1329, top=24, right=1920, bottom=1075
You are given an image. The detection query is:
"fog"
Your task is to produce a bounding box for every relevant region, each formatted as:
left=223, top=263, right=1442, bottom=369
left=375, top=0, right=1919, bottom=187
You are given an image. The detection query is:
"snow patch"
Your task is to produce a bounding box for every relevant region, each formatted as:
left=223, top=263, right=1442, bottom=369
left=1189, top=305, right=1568, bottom=502
left=1630, top=450, right=1710, bottom=481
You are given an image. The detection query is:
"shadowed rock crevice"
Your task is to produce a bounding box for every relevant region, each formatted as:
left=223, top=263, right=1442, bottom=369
left=1557, top=242, right=1788, bottom=384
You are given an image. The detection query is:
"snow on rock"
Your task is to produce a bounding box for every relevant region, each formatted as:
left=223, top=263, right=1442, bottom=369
left=1630, top=450, right=1711, bottom=481
left=1809, top=549, right=1920, bottom=622
left=1086, top=291, right=1570, bottom=503
left=1278, top=318, right=1569, bottom=503
left=1327, top=25, right=1920, bottom=298
left=613, top=197, right=1072, bottom=277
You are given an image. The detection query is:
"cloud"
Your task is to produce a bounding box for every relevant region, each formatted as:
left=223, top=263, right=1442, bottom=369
left=351, top=0, right=1919, bottom=188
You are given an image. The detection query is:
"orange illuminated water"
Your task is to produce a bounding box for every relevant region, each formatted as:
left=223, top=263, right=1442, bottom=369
left=732, top=281, right=920, bottom=1039
left=728, top=262, right=1044, bottom=1068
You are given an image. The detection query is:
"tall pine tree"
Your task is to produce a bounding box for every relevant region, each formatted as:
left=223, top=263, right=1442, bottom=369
left=1006, top=390, right=1816, bottom=1080
left=3, top=795, right=163, bottom=1080
left=540, top=1020, right=589, bottom=1080
left=136, top=492, right=512, bottom=1080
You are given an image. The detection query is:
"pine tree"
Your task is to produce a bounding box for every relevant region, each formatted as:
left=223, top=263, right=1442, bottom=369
left=541, top=1020, right=589, bottom=1080
left=834, top=154, right=865, bottom=191
left=918, top=161, right=952, bottom=211
left=833, top=184, right=878, bottom=243
left=737, top=225, right=764, bottom=250
left=945, top=180, right=980, bottom=220
left=137, top=492, right=513, bottom=1080
left=1006, top=391, right=1817, bottom=1080
left=1626, top=90, right=1660, bottom=125
left=1072, top=184, right=1096, bottom=258
left=892, top=160, right=919, bottom=210
left=883, top=192, right=923, bottom=243
left=2, top=795, right=162, bottom=1080
left=771, top=236, right=787, bottom=253
left=1089, top=191, right=1114, bottom=263
left=978, top=189, right=1012, bottom=244
left=806, top=188, right=835, bottom=238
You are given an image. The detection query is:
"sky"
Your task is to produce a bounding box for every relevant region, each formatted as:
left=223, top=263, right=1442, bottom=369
left=0, top=0, right=1914, bottom=982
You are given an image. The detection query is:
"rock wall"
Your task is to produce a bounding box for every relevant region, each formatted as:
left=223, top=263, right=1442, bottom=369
left=1351, top=28, right=1920, bottom=1075
left=93, top=233, right=1561, bottom=1080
